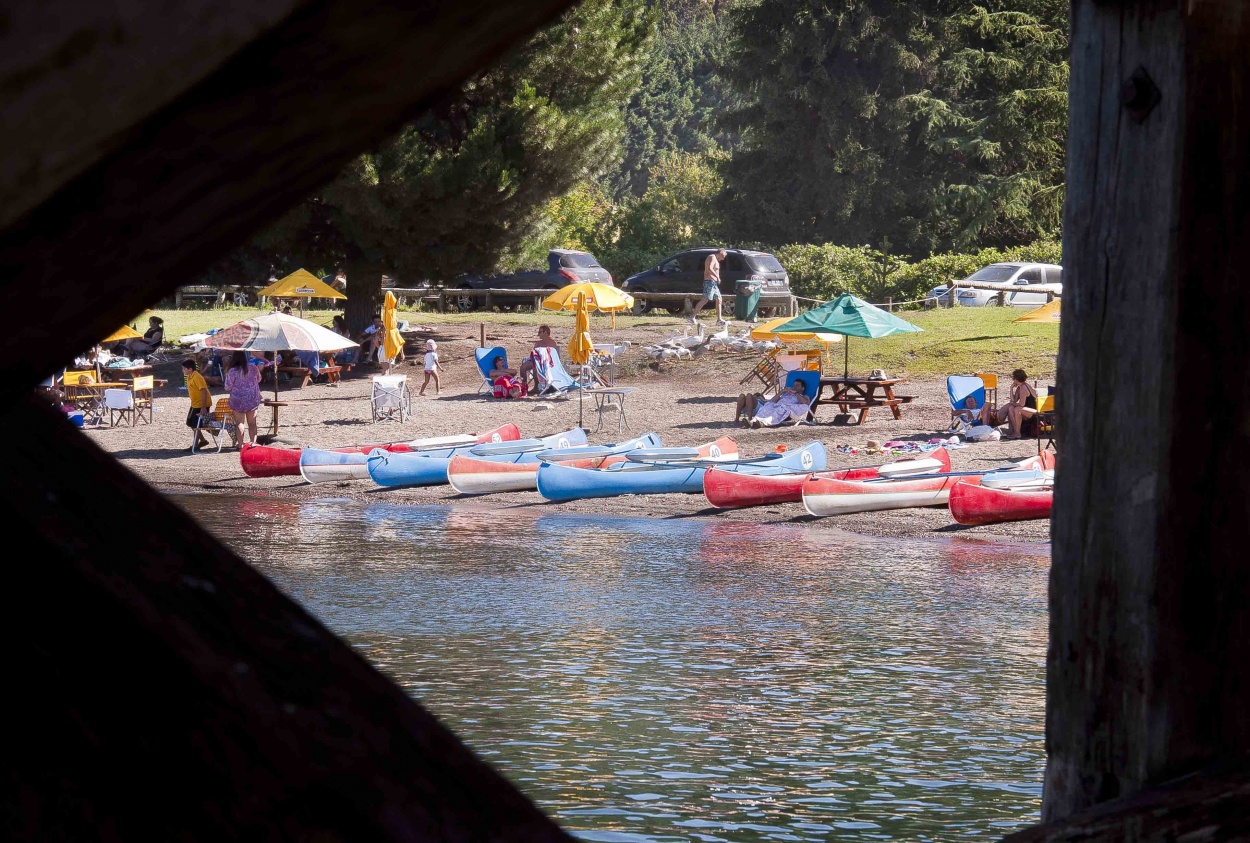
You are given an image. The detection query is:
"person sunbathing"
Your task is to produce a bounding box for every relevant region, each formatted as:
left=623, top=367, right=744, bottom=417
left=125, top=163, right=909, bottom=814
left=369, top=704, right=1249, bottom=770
left=745, top=379, right=810, bottom=428
left=488, top=355, right=525, bottom=399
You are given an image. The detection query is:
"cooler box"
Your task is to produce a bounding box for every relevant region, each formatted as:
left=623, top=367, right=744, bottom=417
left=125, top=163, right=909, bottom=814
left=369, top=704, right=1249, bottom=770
left=734, top=280, right=762, bottom=321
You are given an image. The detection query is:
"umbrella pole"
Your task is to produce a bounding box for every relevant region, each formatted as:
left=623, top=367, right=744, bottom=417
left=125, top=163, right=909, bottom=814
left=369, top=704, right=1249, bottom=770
left=844, top=337, right=850, bottom=378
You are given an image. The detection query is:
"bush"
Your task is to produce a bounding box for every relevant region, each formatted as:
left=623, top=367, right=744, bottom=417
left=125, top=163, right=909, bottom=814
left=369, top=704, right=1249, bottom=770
left=776, top=239, right=1062, bottom=306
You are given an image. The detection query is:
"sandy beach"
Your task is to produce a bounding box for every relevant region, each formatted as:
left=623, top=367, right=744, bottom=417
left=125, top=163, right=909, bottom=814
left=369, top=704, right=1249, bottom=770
left=77, top=319, right=1054, bottom=544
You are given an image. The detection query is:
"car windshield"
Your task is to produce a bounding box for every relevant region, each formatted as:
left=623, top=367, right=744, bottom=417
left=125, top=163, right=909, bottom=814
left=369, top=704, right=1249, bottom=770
left=963, top=265, right=1019, bottom=283
left=745, top=254, right=785, bottom=273
left=560, top=253, right=601, bottom=268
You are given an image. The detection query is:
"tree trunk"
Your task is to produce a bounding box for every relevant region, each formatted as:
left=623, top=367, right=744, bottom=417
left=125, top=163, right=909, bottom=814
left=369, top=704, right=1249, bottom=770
left=1045, top=0, right=1250, bottom=824
left=344, top=263, right=385, bottom=337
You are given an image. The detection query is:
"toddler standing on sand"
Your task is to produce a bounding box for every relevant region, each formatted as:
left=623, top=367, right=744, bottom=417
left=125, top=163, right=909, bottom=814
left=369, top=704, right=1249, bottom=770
left=419, top=339, right=443, bottom=396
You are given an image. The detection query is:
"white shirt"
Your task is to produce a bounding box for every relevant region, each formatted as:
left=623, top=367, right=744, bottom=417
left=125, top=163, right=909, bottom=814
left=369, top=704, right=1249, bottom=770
left=424, top=351, right=439, bottom=371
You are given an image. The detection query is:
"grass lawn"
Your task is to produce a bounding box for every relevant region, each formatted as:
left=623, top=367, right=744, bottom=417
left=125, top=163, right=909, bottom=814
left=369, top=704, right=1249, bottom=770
left=137, top=301, right=1058, bottom=380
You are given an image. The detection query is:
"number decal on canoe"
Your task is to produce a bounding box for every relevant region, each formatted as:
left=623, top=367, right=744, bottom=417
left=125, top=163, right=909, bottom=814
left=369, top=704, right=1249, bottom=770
left=801, top=451, right=814, bottom=470
left=557, top=437, right=570, bottom=448
left=491, top=433, right=502, bottom=442
left=709, top=445, right=722, bottom=458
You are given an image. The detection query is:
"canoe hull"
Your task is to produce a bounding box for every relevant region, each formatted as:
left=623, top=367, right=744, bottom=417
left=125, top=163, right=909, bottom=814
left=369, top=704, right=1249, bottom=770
left=366, top=425, right=553, bottom=488
left=240, top=424, right=521, bottom=479
left=801, top=451, right=1052, bottom=517
left=537, top=436, right=739, bottom=502
left=703, top=448, right=952, bottom=509
left=447, top=433, right=661, bottom=495
left=948, top=480, right=1053, bottom=525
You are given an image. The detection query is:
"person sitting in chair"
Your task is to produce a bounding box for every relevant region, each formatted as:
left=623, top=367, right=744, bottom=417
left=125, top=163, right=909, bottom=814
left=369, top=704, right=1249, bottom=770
left=980, top=368, right=1038, bottom=438
left=488, top=355, right=525, bottom=399
left=518, top=325, right=558, bottom=394
left=120, top=316, right=164, bottom=358
left=743, top=378, right=810, bottom=428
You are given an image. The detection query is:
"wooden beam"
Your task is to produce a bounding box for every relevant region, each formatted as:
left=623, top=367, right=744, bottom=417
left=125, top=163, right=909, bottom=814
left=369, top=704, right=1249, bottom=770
left=0, top=0, right=304, bottom=230
left=0, top=0, right=576, bottom=388
left=1044, top=0, right=1250, bottom=823
left=5, top=395, right=575, bottom=839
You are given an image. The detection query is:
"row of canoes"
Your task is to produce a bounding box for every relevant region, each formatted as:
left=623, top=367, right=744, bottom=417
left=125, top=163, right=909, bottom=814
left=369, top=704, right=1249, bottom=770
left=237, top=425, right=1056, bottom=526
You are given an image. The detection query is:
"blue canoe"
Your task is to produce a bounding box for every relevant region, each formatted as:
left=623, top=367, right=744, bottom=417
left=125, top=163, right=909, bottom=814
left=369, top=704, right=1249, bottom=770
left=536, top=440, right=827, bottom=502
left=367, top=427, right=587, bottom=488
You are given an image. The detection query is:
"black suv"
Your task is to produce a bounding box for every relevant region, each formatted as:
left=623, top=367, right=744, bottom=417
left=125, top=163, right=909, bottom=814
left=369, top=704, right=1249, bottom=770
left=621, top=247, right=792, bottom=315
left=454, top=249, right=612, bottom=311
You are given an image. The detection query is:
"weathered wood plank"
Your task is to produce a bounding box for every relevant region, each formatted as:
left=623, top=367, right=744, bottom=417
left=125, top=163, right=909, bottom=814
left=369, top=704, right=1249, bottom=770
left=0, top=0, right=576, bottom=389
left=0, top=0, right=305, bottom=230
left=5, top=394, right=575, bottom=840
left=1044, top=0, right=1250, bottom=825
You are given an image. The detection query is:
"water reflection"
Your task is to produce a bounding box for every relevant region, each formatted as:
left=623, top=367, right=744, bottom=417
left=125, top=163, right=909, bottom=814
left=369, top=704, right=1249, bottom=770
left=175, top=493, right=1048, bottom=841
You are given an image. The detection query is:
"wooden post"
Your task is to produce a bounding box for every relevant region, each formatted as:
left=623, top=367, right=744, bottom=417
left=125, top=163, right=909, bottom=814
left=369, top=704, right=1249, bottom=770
left=885, top=296, right=892, bottom=312
left=1043, top=0, right=1250, bottom=827
left=480, top=323, right=485, bottom=349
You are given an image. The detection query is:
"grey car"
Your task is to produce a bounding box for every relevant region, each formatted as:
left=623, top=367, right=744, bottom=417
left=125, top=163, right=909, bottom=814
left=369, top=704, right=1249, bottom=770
left=622, top=247, right=792, bottom=315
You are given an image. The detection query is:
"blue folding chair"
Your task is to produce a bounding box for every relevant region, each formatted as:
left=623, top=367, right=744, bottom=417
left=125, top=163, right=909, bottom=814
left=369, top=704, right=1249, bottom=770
left=475, top=346, right=508, bottom=394
left=786, top=369, right=822, bottom=424
left=947, top=375, right=987, bottom=426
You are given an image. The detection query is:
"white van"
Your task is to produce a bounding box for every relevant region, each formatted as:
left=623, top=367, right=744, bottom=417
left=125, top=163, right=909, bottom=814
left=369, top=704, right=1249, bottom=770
left=925, top=262, right=1062, bottom=308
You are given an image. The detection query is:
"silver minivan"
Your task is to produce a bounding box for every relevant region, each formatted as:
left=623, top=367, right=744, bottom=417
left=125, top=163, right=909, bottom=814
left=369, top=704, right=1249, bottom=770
left=925, top=262, right=1062, bottom=308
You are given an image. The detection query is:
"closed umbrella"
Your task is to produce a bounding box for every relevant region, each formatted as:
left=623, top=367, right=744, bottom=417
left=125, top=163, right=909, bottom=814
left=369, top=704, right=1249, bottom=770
left=204, top=311, right=358, bottom=401
left=258, top=269, right=347, bottom=317
left=772, top=293, right=923, bottom=377
left=381, top=290, right=405, bottom=370
left=568, top=294, right=594, bottom=366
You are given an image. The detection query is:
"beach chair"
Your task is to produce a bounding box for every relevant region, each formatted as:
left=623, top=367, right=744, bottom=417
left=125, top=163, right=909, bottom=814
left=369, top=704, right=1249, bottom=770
left=370, top=374, right=412, bottom=422
left=529, top=346, right=581, bottom=398
left=193, top=398, right=238, bottom=453
left=946, top=375, right=987, bottom=427
left=786, top=369, right=822, bottom=424
left=475, top=346, right=507, bottom=394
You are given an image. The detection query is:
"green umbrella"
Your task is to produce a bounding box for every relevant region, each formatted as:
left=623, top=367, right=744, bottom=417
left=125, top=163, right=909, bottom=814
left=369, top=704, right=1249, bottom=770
left=772, top=293, right=923, bottom=377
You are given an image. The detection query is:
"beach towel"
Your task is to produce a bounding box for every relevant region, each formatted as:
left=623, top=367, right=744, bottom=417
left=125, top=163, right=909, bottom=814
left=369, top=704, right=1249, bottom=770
left=750, top=390, right=810, bottom=427
left=530, top=346, right=578, bottom=395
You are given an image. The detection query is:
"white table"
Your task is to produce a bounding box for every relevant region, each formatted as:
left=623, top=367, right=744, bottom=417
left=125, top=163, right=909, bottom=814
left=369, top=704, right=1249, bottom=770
left=586, top=387, right=636, bottom=434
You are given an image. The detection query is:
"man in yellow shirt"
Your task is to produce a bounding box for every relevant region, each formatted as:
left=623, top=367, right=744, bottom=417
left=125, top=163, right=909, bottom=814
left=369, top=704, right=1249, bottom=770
left=182, top=358, right=213, bottom=452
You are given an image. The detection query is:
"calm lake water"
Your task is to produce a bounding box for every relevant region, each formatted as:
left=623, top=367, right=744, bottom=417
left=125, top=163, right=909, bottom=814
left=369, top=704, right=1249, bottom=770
left=179, top=492, right=1049, bottom=842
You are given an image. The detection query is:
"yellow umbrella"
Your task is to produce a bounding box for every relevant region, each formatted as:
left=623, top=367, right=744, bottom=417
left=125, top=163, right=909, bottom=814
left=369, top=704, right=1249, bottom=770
left=258, top=269, right=347, bottom=316
left=1013, top=298, right=1061, bottom=323
left=102, top=325, right=143, bottom=344
left=568, top=293, right=594, bottom=366
left=381, top=290, right=404, bottom=366
left=749, top=316, right=843, bottom=366
left=542, top=282, right=634, bottom=330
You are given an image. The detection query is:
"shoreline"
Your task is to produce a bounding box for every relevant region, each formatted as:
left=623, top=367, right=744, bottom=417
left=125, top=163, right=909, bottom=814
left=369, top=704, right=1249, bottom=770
left=81, top=319, right=1054, bottom=546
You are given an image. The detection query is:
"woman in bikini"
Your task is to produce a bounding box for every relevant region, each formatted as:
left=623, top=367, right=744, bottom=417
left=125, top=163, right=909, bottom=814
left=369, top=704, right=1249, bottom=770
left=980, top=368, right=1037, bottom=438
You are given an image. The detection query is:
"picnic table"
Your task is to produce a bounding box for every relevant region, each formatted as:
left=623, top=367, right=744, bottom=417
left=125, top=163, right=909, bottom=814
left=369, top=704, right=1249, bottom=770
left=814, top=376, right=914, bottom=425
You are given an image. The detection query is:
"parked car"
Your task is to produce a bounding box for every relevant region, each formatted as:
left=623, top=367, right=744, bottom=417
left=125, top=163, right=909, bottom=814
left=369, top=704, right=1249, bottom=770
left=622, top=247, right=792, bottom=315
left=453, top=249, right=612, bottom=311
left=924, top=262, right=1063, bottom=308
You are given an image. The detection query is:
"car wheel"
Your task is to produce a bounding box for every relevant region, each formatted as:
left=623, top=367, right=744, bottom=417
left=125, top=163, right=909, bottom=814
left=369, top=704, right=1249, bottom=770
left=454, top=287, right=478, bottom=312
left=628, top=289, right=650, bottom=316
left=987, top=297, right=1003, bottom=307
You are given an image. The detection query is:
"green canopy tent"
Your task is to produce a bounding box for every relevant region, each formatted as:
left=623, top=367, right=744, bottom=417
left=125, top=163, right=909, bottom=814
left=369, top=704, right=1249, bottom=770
left=772, top=293, right=923, bottom=377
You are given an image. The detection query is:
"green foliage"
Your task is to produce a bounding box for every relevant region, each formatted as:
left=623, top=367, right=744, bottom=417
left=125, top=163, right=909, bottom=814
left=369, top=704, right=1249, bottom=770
left=615, top=3, right=743, bottom=197
left=590, top=149, right=726, bottom=279
left=777, top=239, right=1061, bottom=303
left=718, top=0, right=1068, bottom=256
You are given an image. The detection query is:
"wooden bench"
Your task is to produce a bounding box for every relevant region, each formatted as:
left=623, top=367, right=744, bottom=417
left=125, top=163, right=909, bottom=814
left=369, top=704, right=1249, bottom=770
left=276, top=365, right=343, bottom=388
left=818, top=395, right=915, bottom=425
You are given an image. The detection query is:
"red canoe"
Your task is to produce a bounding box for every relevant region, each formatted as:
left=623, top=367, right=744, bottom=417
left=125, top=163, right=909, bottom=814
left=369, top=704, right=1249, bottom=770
left=948, top=479, right=1054, bottom=525
left=802, top=451, right=1054, bottom=517
left=239, top=423, right=521, bottom=478
left=703, top=447, right=953, bottom=509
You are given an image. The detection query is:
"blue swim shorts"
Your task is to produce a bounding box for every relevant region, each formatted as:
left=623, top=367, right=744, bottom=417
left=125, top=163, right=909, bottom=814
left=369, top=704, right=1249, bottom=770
left=702, top=279, right=722, bottom=299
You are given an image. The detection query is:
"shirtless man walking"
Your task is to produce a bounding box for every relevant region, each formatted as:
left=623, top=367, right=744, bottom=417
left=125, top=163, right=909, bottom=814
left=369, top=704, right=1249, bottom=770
left=691, top=248, right=728, bottom=324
